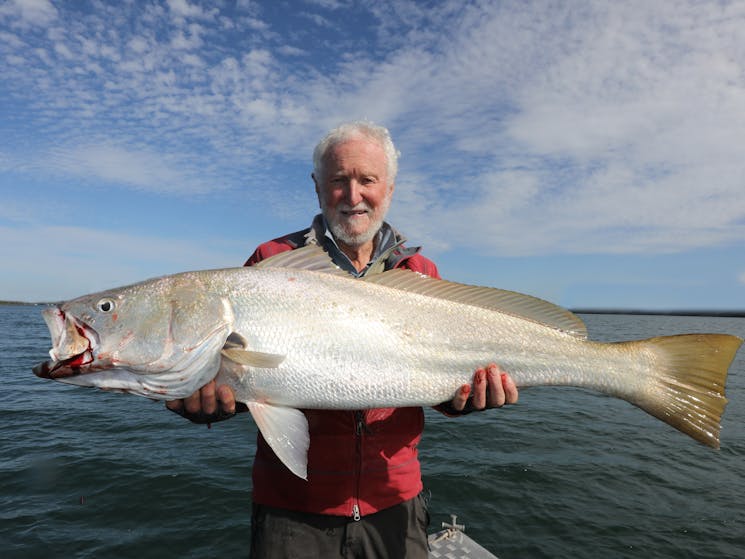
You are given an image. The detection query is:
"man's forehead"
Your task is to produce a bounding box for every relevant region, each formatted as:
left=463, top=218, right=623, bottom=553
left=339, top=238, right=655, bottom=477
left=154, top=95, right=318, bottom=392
left=325, top=137, right=385, bottom=160
left=323, top=139, right=387, bottom=174
left=326, top=164, right=383, bottom=176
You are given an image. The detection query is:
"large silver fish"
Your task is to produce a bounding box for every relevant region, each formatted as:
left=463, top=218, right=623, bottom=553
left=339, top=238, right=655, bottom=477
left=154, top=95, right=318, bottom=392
left=34, top=247, right=742, bottom=479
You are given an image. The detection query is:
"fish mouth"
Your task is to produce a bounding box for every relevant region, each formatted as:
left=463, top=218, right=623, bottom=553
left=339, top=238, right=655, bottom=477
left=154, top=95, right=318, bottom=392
left=33, top=308, right=101, bottom=379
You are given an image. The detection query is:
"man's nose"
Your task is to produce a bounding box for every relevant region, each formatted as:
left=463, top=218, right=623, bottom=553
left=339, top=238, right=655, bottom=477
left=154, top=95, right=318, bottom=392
left=345, top=180, right=363, bottom=205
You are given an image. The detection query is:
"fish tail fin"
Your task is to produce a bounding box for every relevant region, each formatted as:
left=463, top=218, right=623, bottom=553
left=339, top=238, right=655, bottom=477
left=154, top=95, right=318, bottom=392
left=630, top=333, right=742, bottom=449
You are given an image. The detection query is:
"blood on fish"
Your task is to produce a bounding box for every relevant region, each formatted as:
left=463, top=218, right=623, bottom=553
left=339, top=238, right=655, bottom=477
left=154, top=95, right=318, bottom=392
left=68, top=354, right=87, bottom=367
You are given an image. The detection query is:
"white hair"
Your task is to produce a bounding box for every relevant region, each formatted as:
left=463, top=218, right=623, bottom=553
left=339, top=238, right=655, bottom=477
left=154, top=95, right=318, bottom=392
left=312, top=120, right=399, bottom=182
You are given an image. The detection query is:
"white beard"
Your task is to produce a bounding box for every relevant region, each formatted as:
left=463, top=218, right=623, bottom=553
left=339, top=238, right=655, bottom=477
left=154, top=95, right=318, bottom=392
left=322, top=196, right=391, bottom=248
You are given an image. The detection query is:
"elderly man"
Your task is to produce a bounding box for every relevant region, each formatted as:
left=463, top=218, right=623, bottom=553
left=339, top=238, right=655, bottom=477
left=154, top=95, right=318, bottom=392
left=167, top=121, right=518, bottom=558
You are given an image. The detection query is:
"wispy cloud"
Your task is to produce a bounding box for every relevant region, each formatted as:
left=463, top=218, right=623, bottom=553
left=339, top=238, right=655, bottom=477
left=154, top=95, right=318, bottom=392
left=302, top=0, right=350, bottom=9
left=0, top=0, right=58, bottom=27
left=381, top=1, right=745, bottom=256
left=45, top=144, right=218, bottom=194
left=1, top=0, right=744, bottom=261
left=166, top=0, right=218, bottom=23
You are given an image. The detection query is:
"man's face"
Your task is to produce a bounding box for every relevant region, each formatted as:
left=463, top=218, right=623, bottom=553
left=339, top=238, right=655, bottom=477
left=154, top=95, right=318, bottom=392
left=315, top=137, right=394, bottom=248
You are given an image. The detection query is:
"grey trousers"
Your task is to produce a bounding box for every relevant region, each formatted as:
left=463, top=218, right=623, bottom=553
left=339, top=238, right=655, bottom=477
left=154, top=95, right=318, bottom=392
left=250, top=493, right=430, bottom=558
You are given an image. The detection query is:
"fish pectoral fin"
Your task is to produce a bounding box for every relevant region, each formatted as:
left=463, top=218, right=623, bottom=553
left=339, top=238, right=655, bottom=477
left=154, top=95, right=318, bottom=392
left=223, top=331, right=250, bottom=350
left=220, top=348, right=285, bottom=368
left=247, top=402, right=310, bottom=480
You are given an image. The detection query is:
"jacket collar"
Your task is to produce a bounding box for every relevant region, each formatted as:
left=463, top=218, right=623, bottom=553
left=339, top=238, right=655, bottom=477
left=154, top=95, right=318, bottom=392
left=304, top=214, right=406, bottom=277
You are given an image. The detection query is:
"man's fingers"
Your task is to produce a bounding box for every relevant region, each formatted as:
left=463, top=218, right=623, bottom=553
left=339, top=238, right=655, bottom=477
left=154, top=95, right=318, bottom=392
left=200, top=380, right=218, bottom=415
left=450, top=384, right=471, bottom=412
left=485, top=363, right=506, bottom=407
left=165, top=382, right=241, bottom=424
left=216, top=384, right=236, bottom=415
left=165, top=399, right=183, bottom=412
left=503, top=371, right=519, bottom=404
left=183, top=384, right=206, bottom=414
left=472, top=368, right=487, bottom=409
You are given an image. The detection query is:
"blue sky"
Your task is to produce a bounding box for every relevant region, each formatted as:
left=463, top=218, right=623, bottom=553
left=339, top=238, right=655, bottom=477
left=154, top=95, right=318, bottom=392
left=1, top=0, right=744, bottom=311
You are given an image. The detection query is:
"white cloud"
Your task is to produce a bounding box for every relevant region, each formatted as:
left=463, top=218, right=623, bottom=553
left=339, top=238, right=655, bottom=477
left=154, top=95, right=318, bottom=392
left=181, top=53, right=205, bottom=67
left=0, top=0, right=57, bottom=26
left=5, top=53, right=24, bottom=65
left=166, top=0, right=216, bottom=22
left=0, top=29, right=26, bottom=47
left=170, top=23, right=205, bottom=50
left=44, top=144, right=217, bottom=195
left=127, top=36, right=150, bottom=54
left=298, top=12, right=333, bottom=27
left=52, top=41, right=75, bottom=60
left=739, top=272, right=745, bottom=286
left=303, top=0, right=350, bottom=9
left=277, top=45, right=307, bottom=57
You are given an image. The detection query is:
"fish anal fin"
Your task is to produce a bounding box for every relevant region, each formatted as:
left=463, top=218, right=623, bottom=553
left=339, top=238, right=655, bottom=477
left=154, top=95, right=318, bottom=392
left=221, top=348, right=285, bottom=368
left=247, top=402, right=309, bottom=480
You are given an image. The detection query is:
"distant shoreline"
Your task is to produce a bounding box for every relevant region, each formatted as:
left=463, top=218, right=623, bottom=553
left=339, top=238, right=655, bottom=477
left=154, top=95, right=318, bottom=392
left=2, top=299, right=743, bottom=317
left=572, top=309, right=745, bottom=318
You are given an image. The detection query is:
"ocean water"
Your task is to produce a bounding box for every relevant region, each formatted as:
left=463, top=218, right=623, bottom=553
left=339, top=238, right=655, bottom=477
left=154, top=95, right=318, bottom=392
left=1, top=305, right=744, bottom=558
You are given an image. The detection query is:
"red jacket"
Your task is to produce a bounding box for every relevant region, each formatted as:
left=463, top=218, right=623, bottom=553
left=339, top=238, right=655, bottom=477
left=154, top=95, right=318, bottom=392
left=245, top=221, right=439, bottom=517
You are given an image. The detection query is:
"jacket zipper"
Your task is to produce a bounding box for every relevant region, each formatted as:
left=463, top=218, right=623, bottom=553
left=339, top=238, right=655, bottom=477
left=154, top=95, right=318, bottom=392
left=352, top=410, right=366, bottom=521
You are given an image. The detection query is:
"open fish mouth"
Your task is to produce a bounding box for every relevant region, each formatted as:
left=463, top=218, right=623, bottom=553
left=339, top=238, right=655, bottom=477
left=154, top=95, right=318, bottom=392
left=33, top=308, right=100, bottom=379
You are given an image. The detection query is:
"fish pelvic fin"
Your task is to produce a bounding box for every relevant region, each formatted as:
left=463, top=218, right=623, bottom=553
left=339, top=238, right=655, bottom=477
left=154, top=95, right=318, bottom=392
left=630, top=333, right=742, bottom=449
left=247, top=402, right=310, bottom=480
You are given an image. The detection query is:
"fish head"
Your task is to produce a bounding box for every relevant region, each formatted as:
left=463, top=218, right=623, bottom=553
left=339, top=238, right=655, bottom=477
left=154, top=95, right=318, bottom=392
left=33, top=274, right=233, bottom=399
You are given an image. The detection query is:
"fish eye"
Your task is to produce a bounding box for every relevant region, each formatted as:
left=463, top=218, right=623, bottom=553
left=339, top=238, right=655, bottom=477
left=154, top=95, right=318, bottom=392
left=96, top=298, right=116, bottom=313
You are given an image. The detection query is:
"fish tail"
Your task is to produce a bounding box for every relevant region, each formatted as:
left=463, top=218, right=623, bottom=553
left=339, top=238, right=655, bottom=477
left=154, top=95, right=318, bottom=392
left=629, top=333, right=742, bottom=449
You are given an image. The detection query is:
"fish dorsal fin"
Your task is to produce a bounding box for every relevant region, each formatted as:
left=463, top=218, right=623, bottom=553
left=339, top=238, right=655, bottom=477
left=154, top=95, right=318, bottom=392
left=363, top=269, right=588, bottom=339
left=253, top=245, right=347, bottom=276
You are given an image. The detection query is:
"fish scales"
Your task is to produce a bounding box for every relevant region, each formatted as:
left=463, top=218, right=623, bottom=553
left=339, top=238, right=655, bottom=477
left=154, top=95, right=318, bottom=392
left=220, top=265, right=624, bottom=408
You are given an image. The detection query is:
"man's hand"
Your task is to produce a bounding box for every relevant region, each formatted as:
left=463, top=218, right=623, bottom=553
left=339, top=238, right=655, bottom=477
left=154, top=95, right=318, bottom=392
left=165, top=381, right=244, bottom=424
left=439, top=363, right=518, bottom=416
